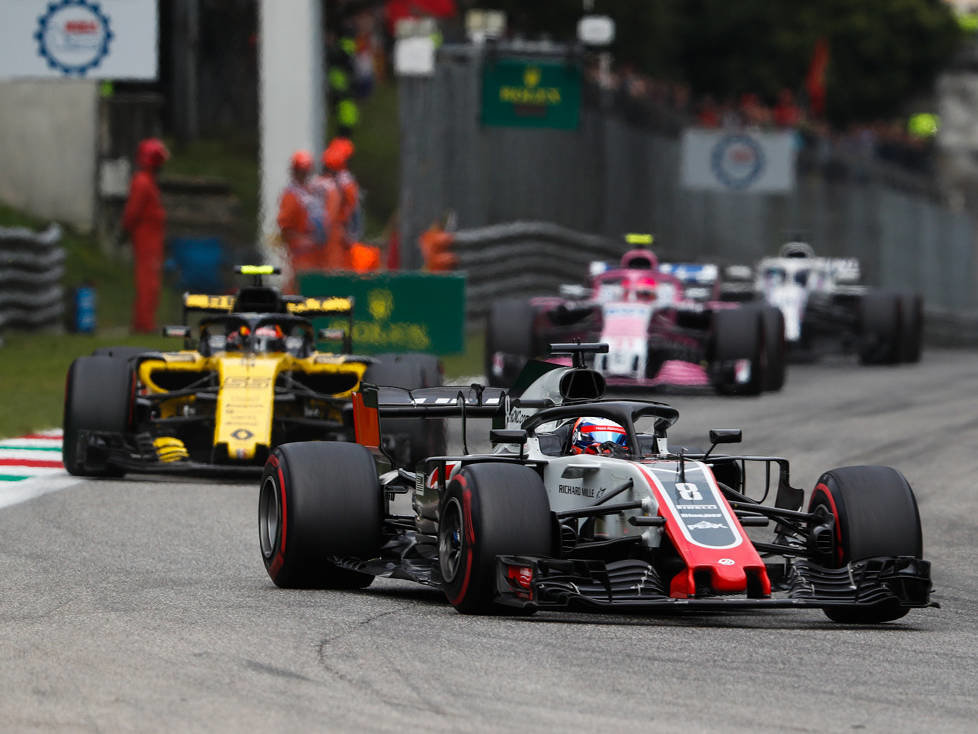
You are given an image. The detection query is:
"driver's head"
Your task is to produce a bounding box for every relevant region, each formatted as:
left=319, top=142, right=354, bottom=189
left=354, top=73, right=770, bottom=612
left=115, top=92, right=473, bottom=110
left=571, top=417, right=628, bottom=455
left=254, top=324, right=286, bottom=351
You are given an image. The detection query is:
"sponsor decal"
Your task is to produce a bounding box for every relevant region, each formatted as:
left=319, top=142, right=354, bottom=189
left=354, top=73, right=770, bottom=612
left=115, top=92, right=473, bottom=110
left=676, top=482, right=703, bottom=501
left=688, top=520, right=726, bottom=530
left=223, top=377, right=273, bottom=389
left=558, top=483, right=597, bottom=498
left=230, top=428, right=254, bottom=441
left=35, top=0, right=113, bottom=76
left=718, top=558, right=735, bottom=566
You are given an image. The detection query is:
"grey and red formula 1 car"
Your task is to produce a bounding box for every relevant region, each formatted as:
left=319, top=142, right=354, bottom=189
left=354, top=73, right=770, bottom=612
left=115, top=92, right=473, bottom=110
left=259, top=343, right=934, bottom=623
left=485, top=243, right=785, bottom=394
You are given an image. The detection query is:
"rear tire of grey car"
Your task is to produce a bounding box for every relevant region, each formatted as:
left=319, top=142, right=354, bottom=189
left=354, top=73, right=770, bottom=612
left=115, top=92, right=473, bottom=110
left=364, top=354, right=446, bottom=467
left=712, top=308, right=765, bottom=395
left=898, top=293, right=923, bottom=363
left=808, top=465, right=922, bottom=624
left=485, top=299, right=534, bottom=387
left=62, top=356, right=134, bottom=476
left=439, top=462, right=553, bottom=615
left=260, top=441, right=381, bottom=589
left=858, top=292, right=902, bottom=365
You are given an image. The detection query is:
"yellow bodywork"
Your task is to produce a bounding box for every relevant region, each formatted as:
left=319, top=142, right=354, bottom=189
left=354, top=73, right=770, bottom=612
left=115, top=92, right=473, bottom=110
left=138, top=351, right=367, bottom=461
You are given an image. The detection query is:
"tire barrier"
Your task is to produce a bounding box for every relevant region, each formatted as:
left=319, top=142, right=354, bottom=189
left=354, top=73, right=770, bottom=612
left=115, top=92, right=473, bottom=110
left=0, top=223, right=65, bottom=334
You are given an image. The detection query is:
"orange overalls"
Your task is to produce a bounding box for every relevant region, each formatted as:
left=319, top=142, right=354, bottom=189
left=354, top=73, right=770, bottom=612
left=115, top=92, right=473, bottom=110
left=314, top=174, right=349, bottom=270
left=277, top=181, right=327, bottom=288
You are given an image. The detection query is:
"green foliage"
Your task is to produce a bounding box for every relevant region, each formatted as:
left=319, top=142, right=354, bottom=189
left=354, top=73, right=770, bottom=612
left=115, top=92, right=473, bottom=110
left=0, top=331, right=174, bottom=438
left=485, top=0, right=962, bottom=126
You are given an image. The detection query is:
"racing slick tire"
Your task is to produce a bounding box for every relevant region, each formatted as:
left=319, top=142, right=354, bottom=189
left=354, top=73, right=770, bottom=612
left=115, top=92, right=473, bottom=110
left=898, top=293, right=923, bottom=364
left=485, top=299, right=534, bottom=388
left=364, top=354, right=446, bottom=467
left=711, top=307, right=765, bottom=396
left=439, top=462, right=553, bottom=615
left=62, top=355, right=134, bottom=477
left=757, top=305, right=786, bottom=392
left=858, top=292, right=902, bottom=365
left=808, top=465, right=922, bottom=624
left=259, top=441, right=381, bottom=589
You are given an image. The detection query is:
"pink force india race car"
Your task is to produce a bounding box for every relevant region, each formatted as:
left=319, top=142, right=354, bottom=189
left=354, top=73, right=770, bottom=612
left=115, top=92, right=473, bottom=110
left=484, top=236, right=786, bottom=394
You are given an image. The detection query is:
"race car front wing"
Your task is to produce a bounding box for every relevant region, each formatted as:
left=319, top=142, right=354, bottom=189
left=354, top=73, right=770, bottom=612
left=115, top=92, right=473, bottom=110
left=494, top=554, right=934, bottom=612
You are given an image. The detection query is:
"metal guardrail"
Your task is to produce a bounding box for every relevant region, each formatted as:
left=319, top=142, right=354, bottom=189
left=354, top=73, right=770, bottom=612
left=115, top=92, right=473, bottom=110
left=0, top=223, right=65, bottom=333
left=453, top=221, right=622, bottom=325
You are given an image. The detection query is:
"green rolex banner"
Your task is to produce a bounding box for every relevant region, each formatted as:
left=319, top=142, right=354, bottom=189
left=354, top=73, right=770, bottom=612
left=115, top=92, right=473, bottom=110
left=482, top=57, right=581, bottom=129
left=298, top=271, right=466, bottom=355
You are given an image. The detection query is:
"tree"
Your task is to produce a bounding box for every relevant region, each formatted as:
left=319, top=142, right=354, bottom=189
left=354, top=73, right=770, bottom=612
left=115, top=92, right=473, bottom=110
left=476, top=0, right=962, bottom=126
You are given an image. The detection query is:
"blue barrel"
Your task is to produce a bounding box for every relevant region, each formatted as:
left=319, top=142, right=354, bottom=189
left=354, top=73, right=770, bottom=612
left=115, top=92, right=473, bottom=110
left=74, top=286, right=96, bottom=333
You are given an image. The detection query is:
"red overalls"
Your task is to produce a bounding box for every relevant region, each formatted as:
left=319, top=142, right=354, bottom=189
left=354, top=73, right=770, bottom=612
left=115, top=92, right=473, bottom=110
left=123, top=165, right=166, bottom=333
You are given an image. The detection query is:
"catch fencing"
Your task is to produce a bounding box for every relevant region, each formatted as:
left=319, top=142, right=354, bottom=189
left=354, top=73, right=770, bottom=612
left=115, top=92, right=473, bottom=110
left=399, top=44, right=978, bottom=318
left=0, top=224, right=65, bottom=333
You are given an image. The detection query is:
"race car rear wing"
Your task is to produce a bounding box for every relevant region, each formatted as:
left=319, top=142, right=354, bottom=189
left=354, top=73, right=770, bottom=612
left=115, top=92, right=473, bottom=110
left=182, top=292, right=354, bottom=318
left=352, top=384, right=505, bottom=450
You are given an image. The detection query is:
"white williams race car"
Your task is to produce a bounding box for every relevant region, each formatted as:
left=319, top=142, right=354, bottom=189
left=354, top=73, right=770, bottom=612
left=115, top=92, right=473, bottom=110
left=739, top=241, right=923, bottom=364
left=258, top=343, right=934, bottom=623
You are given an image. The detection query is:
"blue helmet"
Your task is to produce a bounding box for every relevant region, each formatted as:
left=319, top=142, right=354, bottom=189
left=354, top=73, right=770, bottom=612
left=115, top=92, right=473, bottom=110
left=571, top=417, right=628, bottom=455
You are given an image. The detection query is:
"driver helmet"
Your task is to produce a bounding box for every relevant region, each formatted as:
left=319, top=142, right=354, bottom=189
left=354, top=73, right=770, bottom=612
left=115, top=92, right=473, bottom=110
left=254, top=324, right=286, bottom=351
left=571, top=417, right=629, bottom=455
left=226, top=325, right=250, bottom=350
left=629, top=275, right=658, bottom=303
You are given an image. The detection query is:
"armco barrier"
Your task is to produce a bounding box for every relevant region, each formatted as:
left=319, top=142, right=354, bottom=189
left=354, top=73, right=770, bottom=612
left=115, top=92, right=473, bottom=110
left=452, top=221, right=627, bottom=325
left=0, top=223, right=65, bottom=332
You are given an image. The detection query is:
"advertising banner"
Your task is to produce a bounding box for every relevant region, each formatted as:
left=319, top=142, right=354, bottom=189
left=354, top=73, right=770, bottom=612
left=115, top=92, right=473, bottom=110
left=0, top=0, right=158, bottom=80
left=298, top=272, right=467, bottom=355
left=680, top=129, right=796, bottom=193
left=482, top=58, right=581, bottom=129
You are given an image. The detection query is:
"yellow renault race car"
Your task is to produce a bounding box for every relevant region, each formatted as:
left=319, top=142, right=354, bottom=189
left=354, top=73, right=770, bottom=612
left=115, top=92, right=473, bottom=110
left=62, top=266, right=443, bottom=477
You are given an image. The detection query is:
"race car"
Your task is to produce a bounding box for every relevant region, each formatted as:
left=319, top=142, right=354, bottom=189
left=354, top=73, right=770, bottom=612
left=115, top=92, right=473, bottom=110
left=485, top=237, right=786, bottom=394
left=62, top=265, right=443, bottom=477
left=259, top=343, right=933, bottom=623
left=731, top=241, right=923, bottom=364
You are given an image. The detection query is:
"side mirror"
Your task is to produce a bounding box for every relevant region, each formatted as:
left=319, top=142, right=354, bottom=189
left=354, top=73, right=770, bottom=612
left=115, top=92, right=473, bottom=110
left=490, top=429, right=527, bottom=446
left=709, top=429, right=742, bottom=445
left=704, top=429, right=741, bottom=461
left=162, top=325, right=190, bottom=338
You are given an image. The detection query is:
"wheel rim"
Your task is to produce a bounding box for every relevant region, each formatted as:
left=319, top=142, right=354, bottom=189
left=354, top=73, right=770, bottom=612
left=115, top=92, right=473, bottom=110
left=258, top=475, right=281, bottom=560
left=439, top=497, right=465, bottom=583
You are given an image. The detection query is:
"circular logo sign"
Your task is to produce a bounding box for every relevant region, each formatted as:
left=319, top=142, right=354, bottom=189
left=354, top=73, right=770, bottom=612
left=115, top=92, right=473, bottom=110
left=718, top=558, right=735, bottom=566
left=35, top=0, right=113, bottom=76
left=710, top=135, right=765, bottom=190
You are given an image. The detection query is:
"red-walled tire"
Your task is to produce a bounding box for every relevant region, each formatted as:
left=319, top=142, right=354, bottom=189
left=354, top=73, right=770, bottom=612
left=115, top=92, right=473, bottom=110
left=808, top=465, right=922, bottom=623
left=439, top=462, right=552, bottom=614
left=259, top=441, right=381, bottom=589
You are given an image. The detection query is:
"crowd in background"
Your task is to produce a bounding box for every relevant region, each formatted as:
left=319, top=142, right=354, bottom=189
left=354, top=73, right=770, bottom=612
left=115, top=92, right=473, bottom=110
left=585, top=59, right=937, bottom=178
